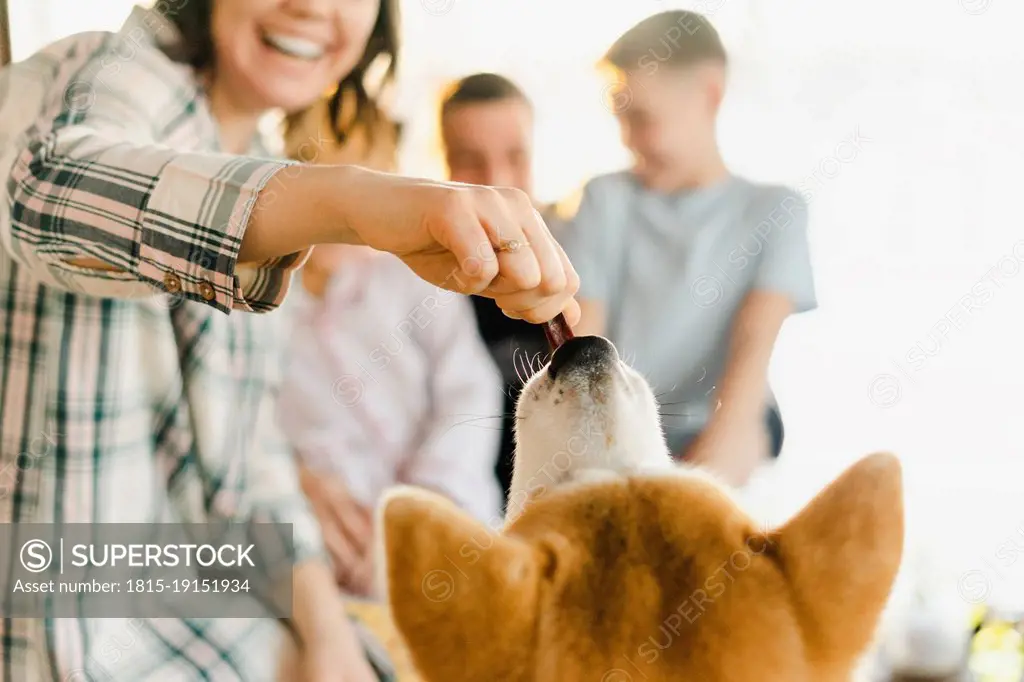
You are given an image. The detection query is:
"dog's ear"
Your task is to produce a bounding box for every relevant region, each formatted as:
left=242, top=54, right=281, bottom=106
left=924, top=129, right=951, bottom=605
left=772, top=453, right=904, bottom=664
left=379, top=487, right=542, bottom=681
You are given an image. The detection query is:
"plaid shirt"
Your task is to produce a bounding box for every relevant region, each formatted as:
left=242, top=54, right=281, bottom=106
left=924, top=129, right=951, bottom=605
left=0, top=7, right=325, bottom=680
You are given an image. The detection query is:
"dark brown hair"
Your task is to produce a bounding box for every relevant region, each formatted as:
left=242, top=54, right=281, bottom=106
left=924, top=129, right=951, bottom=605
left=605, top=10, right=726, bottom=75
left=440, top=72, right=531, bottom=121
left=157, top=0, right=400, bottom=145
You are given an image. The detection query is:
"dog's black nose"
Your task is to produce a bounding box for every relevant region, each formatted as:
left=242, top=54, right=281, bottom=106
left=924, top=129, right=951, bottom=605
left=548, top=336, right=617, bottom=380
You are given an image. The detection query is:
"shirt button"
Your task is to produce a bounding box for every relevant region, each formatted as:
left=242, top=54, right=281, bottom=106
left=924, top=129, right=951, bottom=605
left=163, top=272, right=182, bottom=294
left=198, top=281, right=216, bottom=302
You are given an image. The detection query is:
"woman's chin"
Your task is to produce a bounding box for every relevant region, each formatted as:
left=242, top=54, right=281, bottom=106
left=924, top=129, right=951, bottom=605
left=234, top=62, right=341, bottom=113
left=248, top=80, right=330, bottom=115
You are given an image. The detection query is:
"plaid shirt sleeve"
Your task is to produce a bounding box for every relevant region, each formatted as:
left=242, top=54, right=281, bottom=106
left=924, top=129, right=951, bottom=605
left=2, top=31, right=309, bottom=314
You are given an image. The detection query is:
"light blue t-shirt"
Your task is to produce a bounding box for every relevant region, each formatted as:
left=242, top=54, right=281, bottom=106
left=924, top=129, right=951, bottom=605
left=559, top=171, right=816, bottom=452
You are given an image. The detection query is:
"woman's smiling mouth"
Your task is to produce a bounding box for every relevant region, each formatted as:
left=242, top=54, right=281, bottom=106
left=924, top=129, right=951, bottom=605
left=261, top=32, right=327, bottom=61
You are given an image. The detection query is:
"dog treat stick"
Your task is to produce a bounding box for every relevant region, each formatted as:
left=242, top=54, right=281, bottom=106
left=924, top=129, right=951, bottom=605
left=542, top=313, right=574, bottom=351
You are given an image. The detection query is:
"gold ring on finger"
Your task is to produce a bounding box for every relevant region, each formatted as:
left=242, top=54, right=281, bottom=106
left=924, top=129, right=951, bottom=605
left=495, top=238, right=529, bottom=254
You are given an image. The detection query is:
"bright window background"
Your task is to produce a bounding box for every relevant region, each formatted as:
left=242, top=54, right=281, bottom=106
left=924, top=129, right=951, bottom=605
left=10, top=0, right=1024, bottom=607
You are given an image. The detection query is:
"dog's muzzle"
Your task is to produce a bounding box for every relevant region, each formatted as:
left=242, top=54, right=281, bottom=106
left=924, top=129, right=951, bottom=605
left=547, top=336, right=618, bottom=381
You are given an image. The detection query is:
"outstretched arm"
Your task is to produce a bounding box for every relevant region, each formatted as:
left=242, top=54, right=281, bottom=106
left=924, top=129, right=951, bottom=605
left=3, top=32, right=578, bottom=322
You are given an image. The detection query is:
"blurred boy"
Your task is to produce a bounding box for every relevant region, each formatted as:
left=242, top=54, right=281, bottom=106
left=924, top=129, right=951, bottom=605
left=561, top=11, right=817, bottom=486
left=440, top=73, right=561, bottom=502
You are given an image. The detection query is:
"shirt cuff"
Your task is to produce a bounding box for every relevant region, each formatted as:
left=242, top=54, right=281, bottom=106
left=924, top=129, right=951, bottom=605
left=137, top=154, right=309, bottom=313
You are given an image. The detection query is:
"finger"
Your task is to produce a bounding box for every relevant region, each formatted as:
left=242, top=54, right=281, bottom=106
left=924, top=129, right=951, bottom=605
left=318, top=514, right=360, bottom=585
left=485, top=207, right=576, bottom=295
left=562, top=298, right=582, bottom=327
left=336, top=503, right=373, bottom=557
left=315, top=476, right=369, bottom=557
left=498, top=294, right=578, bottom=325
left=321, top=481, right=373, bottom=556
left=492, top=198, right=564, bottom=295
left=476, top=188, right=541, bottom=291
left=554, top=236, right=581, bottom=299
left=431, top=190, right=499, bottom=294
left=350, top=553, right=375, bottom=597
left=400, top=251, right=475, bottom=295
left=490, top=264, right=579, bottom=323
left=485, top=239, right=579, bottom=313
left=356, top=502, right=375, bottom=528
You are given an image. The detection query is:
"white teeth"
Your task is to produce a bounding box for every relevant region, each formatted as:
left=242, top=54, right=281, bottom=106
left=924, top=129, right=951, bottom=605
left=263, top=33, right=325, bottom=60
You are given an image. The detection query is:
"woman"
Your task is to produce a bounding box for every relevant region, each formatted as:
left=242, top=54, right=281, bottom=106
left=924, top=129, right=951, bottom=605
left=0, top=2, right=577, bottom=681
left=280, top=95, right=504, bottom=597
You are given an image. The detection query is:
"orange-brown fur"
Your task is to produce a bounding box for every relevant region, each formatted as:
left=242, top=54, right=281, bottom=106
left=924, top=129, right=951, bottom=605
left=382, top=453, right=903, bottom=681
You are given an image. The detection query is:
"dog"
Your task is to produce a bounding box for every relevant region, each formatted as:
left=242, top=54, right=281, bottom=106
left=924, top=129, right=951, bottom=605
left=379, top=335, right=904, bottom=681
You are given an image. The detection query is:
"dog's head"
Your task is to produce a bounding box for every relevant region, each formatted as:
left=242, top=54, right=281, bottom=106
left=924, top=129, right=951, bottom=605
left=380, top=336, right=904, bottom=682
left=507, top=336, right=672, bottom=520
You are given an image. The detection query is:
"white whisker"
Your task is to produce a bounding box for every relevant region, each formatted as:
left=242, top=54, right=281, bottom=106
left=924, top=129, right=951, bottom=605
left=513, top=347, right=527, bottom=386
left=529, top=350, right=545, bottom=375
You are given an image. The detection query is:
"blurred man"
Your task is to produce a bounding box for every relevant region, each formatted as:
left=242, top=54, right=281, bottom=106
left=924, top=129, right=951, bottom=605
left=440, top=73, right=558, bottom=505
